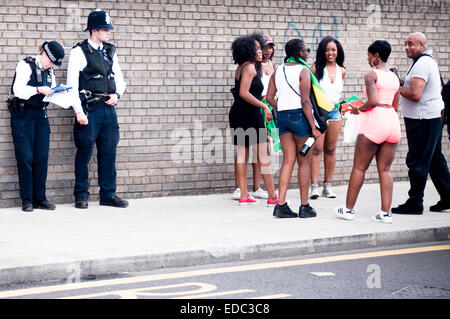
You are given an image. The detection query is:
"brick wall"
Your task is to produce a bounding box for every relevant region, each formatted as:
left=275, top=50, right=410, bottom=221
left=0, top=0, right=449, bottom=207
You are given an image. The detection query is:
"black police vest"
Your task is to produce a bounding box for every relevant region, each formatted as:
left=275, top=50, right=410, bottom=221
left=12, top=57, right=53, bottom=109
left=76, top=40, right=116, bottom=94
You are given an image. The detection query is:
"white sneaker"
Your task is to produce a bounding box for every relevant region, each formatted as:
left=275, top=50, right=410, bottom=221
left=232, top=188, right=241, bottom=200
left=251, top=188, right=268, bottom=199
left=335, top=206, right=354, bottom=220
left=310, top=184, right=320, bottom=199
left=322, top=182, right=337, bottom=198
left=371, top=211, right=392, bottom=224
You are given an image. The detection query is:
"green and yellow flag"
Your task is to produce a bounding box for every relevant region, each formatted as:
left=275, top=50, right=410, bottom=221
left=287, top=57, right=335, bottom=113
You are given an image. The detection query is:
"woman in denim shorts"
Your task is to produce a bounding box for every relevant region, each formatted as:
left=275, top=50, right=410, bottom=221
left=266, top=38, right=321, bottom=218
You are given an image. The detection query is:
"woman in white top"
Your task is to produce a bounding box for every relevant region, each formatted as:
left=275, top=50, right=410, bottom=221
left=261, top=35, right=276, bottom=98
left=266, top=38, right=321, bottom=218
left=310, top=36, right=347, bottom=199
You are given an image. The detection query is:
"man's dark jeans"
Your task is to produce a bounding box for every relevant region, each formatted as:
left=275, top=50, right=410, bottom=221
left=404, top=117, right=450, bottom=206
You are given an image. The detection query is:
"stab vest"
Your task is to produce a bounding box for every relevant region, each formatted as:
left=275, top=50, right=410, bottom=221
left=76, top=40, right=116, bottom=94
left=11, top=57, right=52, bottom=109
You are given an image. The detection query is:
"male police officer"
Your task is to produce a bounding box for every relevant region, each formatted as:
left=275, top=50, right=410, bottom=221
left=67, top=9, right=127, bottom=209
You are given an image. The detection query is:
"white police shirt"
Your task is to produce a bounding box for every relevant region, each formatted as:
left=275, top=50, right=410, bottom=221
left=66, top=39, right=126, bottom=114
left=13, top=55, right=56, bottom=100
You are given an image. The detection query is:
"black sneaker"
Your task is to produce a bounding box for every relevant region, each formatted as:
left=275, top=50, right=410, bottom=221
left=430, top=200, right=450, bottom=212
left=33, top=200, right=56, bottom=210
left=299, top=204, right=317, bottom=218
left=273, top=203, right=298, bottom=218
left=100, top=195, right=129, bottom=208
left=391, top=201, right=423, bottom=215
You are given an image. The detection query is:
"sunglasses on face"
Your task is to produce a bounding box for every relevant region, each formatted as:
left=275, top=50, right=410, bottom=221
left=302, top=48, right=311, bottom=53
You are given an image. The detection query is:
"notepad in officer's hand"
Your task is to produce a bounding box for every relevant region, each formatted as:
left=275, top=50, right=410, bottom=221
left=51, top=84, right=72, bottom=93
left=43, top=89, right=76, bottom=109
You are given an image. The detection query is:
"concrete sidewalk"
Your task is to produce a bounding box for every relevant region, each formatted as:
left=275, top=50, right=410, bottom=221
left=0, top=181, right=449, bottom=287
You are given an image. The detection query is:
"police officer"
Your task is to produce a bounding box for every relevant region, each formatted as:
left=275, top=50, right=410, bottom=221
left=10, top=41, right=65, bottom=212
left=67, top=9, right=128, bottom=209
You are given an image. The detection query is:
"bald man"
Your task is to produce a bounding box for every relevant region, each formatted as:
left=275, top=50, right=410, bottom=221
left=392, top=33, right=450, bottom=214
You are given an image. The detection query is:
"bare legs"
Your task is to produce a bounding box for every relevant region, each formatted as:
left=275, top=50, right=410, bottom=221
left=234, top=147, right=261, bottom=192
left=235, top=142, right=276, bottom=201
left=278, top=133, right=311, bottom=206
left=310, top=121, right=340, bottom=184
left=346, top=134, right=397, bottom=212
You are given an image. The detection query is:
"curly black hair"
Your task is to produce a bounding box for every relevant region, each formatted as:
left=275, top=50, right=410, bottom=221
left=249, top=32, right=266, bottom=52
left=232, top=34, right=264, bottom=76
left=232, top=35, right=259, bottom=65
left=314, top=36, right=345, bottom=81
left=368, top=40, right=391, bottom=62
left=284, top=38, right=306, bottom=64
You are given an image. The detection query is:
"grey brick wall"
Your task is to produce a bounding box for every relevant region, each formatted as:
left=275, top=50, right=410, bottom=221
left=0, top=0, right=449, bottom=207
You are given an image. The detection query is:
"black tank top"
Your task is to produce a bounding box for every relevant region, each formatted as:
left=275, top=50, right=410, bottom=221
left=229, top=63, right=264, bottom=130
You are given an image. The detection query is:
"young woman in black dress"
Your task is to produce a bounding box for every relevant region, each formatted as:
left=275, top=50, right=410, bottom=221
left=229, top=35, right=278, bottom=206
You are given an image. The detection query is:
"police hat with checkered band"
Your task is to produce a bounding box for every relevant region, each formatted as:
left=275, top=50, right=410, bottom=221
left=42, top=41, right=64, bottom=66
left=84, top=9, right=114, bottom=32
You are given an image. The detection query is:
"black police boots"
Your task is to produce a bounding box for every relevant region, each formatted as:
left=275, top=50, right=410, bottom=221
left=100, top=195, right=129, bottom=208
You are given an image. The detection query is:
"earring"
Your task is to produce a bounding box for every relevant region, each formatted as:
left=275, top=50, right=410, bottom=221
left=371, top=57, right=380, bottom=68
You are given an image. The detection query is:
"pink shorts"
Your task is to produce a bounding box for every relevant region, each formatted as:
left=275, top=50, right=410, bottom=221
left=358, top=107, right=401, bottom=144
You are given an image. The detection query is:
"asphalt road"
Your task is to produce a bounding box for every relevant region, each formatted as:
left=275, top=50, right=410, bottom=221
left=1, top=241, right=449, bottom=301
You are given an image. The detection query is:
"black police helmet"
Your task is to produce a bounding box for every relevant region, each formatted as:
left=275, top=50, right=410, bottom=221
left=84, top=9, right=114, bottom=32
left=42, top=41, right=64, bottom=66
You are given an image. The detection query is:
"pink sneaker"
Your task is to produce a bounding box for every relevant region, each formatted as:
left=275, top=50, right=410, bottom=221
left=238, top=194, right=259, bottom=206
left=267, top=196, right=279, bottom=207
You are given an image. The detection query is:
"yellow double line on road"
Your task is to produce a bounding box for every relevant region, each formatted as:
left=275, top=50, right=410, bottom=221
left=1, top=244, right=449, bottom=298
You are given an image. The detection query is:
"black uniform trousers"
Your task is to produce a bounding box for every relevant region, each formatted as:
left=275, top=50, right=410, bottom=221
left=73, top=102, right=119, bottom=201
left=404, top=117, right=450, bottom=206
left=10, top=107, right=50, bottom=205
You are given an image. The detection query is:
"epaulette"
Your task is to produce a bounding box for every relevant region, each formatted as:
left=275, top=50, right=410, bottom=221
left=24, top=56, right=36, bottom=64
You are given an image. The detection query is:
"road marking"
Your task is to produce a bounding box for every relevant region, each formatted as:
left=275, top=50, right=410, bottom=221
left=175, top=289, right=255, bottom=299
left=1, top=244, right=449, bottom=298
left=60, top=282, right=217, bottom=299
left=310, top=272, right=335, bottom=276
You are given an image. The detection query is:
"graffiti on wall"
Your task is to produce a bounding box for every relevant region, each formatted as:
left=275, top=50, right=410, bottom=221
left=278, top=17, right=339, bottom=64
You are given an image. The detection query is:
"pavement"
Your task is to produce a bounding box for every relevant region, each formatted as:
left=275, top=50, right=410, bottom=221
left=0, top=180, right=449, bottom=287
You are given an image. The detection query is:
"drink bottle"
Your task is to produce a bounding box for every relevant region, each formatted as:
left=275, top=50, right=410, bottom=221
left=299, top=136, right=316, bottom=157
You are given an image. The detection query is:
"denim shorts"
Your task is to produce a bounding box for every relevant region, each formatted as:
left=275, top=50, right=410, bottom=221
left=328, top=107, right=341, bottom=121
left=277, top=108, right=312, bottom=137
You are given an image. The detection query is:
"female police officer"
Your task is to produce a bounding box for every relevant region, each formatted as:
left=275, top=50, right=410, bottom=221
left=10, top=41, right=64, bottom=212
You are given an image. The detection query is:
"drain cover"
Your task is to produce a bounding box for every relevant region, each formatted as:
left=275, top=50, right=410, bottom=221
left=393, top=285, right=450, bottom=297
